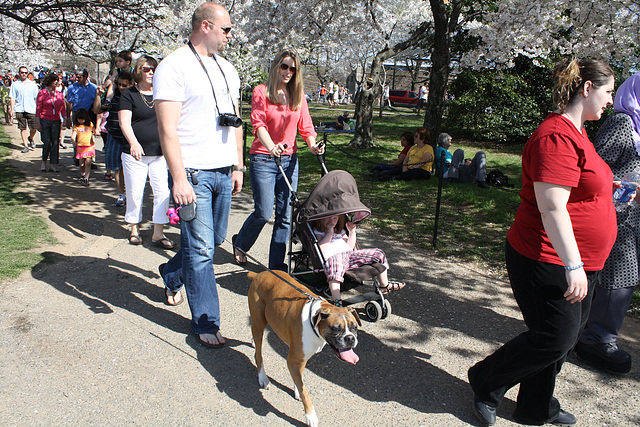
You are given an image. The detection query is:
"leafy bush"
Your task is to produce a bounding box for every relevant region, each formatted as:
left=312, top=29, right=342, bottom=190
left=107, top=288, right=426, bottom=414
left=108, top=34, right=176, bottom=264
left=445, top=57, right=554, bottom=143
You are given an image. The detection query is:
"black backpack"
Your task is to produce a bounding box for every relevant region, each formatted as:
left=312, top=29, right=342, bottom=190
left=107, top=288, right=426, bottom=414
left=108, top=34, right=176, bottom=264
left=486, top=169, right=510, bottom=187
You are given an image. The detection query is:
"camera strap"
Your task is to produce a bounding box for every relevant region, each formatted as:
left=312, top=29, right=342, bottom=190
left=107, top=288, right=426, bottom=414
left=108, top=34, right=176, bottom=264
left=187, top=41, right=237, bottom=117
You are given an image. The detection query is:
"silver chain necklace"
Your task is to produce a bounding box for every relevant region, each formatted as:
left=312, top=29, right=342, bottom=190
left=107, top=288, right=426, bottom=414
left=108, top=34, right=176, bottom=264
left=137, top=84, right=154, bottom=108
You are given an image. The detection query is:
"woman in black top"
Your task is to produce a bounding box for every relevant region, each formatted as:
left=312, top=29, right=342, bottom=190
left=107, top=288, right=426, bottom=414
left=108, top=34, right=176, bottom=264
left=119, top=55, right=173, bottom=248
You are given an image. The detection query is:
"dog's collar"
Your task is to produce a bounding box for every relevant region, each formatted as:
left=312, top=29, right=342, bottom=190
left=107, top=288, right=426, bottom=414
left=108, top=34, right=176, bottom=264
left=308, top=297, right=324, bottom=338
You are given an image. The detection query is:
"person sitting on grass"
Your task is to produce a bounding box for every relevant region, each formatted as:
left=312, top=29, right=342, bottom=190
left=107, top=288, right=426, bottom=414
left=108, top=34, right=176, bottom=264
left=379, top=127, right=434, bottom=181
left=446, top=147, right=489, bottom=189
left=434, top=132, right=489, bottom=188
left=434, top=132, right=453, bottom=177
left=312, top=214, right=405, bottom=306
left=368, top=131, right=414, bottom=178
left=334, top=111, right=350, bottom=130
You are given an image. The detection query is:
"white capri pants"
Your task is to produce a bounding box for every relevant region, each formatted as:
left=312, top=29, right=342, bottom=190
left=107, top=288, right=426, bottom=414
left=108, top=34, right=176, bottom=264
left=121, top=153, right=170, bottom=225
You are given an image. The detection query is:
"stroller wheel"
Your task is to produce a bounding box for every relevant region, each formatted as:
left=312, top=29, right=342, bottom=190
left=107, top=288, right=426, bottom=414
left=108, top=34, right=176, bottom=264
left=381, top=299, right=392, bottom=319
left=365, top=301, right=383, bottom=322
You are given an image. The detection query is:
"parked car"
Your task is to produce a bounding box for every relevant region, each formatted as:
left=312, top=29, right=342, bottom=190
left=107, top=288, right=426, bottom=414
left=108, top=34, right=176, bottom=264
left=389, top=90, right=419, bottom=108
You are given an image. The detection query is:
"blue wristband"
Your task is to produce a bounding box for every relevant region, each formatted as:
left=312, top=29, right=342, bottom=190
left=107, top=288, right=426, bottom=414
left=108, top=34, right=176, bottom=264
left=564, top=262, right=584, bottom=271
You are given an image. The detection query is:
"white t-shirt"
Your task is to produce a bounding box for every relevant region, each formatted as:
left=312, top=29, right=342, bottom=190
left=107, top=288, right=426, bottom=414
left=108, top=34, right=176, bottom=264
left=419, top=85, right=428, bottom=100
left=313, top=229, right=351, bottom=259
left=10, top=79, right=38, bottom=114
left=153, top=45, right=240, bottom=170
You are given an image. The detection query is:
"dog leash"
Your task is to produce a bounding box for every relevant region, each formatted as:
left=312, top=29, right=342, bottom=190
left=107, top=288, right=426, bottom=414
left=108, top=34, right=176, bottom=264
left=170, top=207, right=325, bottom=302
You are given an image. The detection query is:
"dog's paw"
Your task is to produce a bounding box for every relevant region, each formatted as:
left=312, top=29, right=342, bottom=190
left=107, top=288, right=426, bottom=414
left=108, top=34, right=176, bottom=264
left=258, top=366, right=270, bottom=389
left=305, top=409, right=319, bottom=427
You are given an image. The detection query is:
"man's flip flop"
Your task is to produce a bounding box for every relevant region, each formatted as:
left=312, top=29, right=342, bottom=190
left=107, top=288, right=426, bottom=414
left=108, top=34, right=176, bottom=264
left=232, top=234, right=247, bottom=265
left=195, top=332, right=225, bottom=348
left=380, top=281, right=406, bottom=294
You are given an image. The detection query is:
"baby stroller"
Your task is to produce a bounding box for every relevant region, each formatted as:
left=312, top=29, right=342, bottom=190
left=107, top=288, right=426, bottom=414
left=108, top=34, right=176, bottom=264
left=281, top=159, right=394, bottom=322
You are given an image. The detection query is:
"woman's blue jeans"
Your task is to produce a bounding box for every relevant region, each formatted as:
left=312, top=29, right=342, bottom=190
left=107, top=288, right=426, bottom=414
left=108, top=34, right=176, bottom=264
left=235, top=153, right=298, bottom=271
left=162, top=167, right=232, bottom=335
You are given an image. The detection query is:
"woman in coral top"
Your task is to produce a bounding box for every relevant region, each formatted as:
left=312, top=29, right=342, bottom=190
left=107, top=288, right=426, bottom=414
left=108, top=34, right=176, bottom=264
left=233, top=49, right=324, bottom=271
left=36, top=73, right=66, bottom=172
left=468, top=59, right=617, bottom=426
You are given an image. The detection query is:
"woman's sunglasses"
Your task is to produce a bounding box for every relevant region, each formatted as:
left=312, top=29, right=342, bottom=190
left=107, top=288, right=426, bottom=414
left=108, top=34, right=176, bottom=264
left=280, top=63, right=296, bottom=74
left=141, top=66, right=155, bottom=73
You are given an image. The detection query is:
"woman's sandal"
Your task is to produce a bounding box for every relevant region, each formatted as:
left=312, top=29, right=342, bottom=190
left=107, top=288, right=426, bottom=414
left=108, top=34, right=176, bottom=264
left=152, top=237, right=174, bottom=249
left=380, top=280, right=406, bottom=294
left=129, top=234, right=142, bottom=245
left=164, top=288, right=184, bottom=306
left=232, top=234, right=247, bottom=264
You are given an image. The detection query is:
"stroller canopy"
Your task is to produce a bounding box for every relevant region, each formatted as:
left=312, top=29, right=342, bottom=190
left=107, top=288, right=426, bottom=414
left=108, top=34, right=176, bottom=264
left=298, top=170, right=371, bottom=223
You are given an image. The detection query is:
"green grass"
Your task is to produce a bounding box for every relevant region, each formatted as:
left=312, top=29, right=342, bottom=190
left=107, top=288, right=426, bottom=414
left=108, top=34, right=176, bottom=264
left=0, top=125, right=57, bottom=282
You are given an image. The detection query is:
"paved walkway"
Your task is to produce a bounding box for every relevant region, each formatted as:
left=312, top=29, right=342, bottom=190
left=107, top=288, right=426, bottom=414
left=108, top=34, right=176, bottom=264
left=0, top=125, right=638, bottom=426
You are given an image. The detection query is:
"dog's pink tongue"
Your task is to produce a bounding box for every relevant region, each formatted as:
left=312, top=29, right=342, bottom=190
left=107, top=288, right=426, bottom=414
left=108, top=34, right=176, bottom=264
left=338, top=348, right=359, bottom=364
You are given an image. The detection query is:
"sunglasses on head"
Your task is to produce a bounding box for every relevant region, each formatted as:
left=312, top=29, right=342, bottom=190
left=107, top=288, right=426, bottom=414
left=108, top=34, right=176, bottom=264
left=140, top=66, right=155, bottom=73
left=280, top=63, right=296, bottom=73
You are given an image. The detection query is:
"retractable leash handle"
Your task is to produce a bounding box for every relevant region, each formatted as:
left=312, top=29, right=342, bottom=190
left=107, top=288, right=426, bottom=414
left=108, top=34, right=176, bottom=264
left=166, top=201, right=197, bottom=224
left=316, top=140, right=328, bottom=176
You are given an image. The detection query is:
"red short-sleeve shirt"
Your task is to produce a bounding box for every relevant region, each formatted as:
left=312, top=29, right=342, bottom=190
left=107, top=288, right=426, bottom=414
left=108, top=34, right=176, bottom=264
left=507, top=113, right=617, bottom=270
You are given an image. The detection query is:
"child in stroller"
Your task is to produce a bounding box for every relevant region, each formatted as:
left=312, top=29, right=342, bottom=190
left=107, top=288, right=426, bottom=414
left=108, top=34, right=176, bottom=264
left=311, top=213, right=406, bottom=306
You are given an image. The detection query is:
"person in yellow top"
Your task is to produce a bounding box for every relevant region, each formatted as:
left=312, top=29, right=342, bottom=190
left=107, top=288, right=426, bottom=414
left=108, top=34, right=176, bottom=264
left=71, top=108, right=96, bottom=186
left=379, top=128, right=434, bottom=180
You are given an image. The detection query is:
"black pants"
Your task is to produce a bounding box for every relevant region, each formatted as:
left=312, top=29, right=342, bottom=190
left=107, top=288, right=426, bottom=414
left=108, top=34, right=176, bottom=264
left=468, top=240, right=597, bottom=423
left=40, top=118, right=61, bottom=164
left=379, top=167, right=430, bottom=181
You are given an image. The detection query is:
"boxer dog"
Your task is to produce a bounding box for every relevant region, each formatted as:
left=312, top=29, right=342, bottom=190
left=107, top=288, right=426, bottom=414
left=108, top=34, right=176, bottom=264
left=247, top=270, right=361, bottom=427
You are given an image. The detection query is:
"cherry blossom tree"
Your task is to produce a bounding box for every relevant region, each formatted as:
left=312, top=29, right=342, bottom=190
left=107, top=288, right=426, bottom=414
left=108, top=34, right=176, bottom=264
left=464, top=1, right=640, bottom=70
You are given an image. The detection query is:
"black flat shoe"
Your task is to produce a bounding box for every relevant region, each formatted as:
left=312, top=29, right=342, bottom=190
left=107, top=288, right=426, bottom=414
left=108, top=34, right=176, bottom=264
left=513, top=408, right=576, bottom=426
left=474, top=396, right=496, bottom=426
left=551, top=410, right=576, bottom=426
left=574, top=341, right=632, bottom=374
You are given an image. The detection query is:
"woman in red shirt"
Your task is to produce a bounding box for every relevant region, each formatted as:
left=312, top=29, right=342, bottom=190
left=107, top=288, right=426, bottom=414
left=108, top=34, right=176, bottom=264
left=36, top=73, right=66, bottom=172
left=233, top=49, right=324, bottom=270
left=468, top=59, right=617, bottom=426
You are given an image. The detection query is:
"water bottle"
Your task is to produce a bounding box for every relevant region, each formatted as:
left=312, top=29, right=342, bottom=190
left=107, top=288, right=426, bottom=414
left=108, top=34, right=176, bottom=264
left=613, top=171, right=640, bottom=212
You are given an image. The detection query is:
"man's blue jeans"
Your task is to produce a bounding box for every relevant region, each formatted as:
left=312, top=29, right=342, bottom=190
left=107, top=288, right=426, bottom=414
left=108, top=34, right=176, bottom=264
left=162, top=167, right=232, bottom=335
left=235, top=153, right=298, bottom=271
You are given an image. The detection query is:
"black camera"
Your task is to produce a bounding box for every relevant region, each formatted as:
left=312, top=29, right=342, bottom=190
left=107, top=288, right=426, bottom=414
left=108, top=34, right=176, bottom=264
left=218, top=113, right=243, bottom=128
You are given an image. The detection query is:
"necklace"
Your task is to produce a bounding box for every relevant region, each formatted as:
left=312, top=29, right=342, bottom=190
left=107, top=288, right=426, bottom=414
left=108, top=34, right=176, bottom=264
left=137, top=84, right=154, bottom=108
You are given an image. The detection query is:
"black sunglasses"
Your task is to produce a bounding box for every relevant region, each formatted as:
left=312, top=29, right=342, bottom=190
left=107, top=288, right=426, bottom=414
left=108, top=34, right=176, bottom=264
left=280, top=63, right=297, bottom=74
left=117, top=82, right=130, bottom=87
left=206, top=21, right=232, bottom=34
left=140, top=66, right=155, bottom=73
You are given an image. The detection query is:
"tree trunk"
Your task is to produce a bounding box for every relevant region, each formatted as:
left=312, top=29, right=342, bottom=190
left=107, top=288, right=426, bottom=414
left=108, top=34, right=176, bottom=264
left=423, top=0, right=461, bottom=146
left=350, top=53, right=384, bottom=148
left=351, top=85, right=376, bottom=148
left=350, top=21, right=433, bottom=148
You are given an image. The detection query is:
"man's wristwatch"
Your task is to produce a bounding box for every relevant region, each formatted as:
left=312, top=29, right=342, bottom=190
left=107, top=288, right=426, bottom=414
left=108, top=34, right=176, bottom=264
left=233, top=165, right=246, bottom=172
